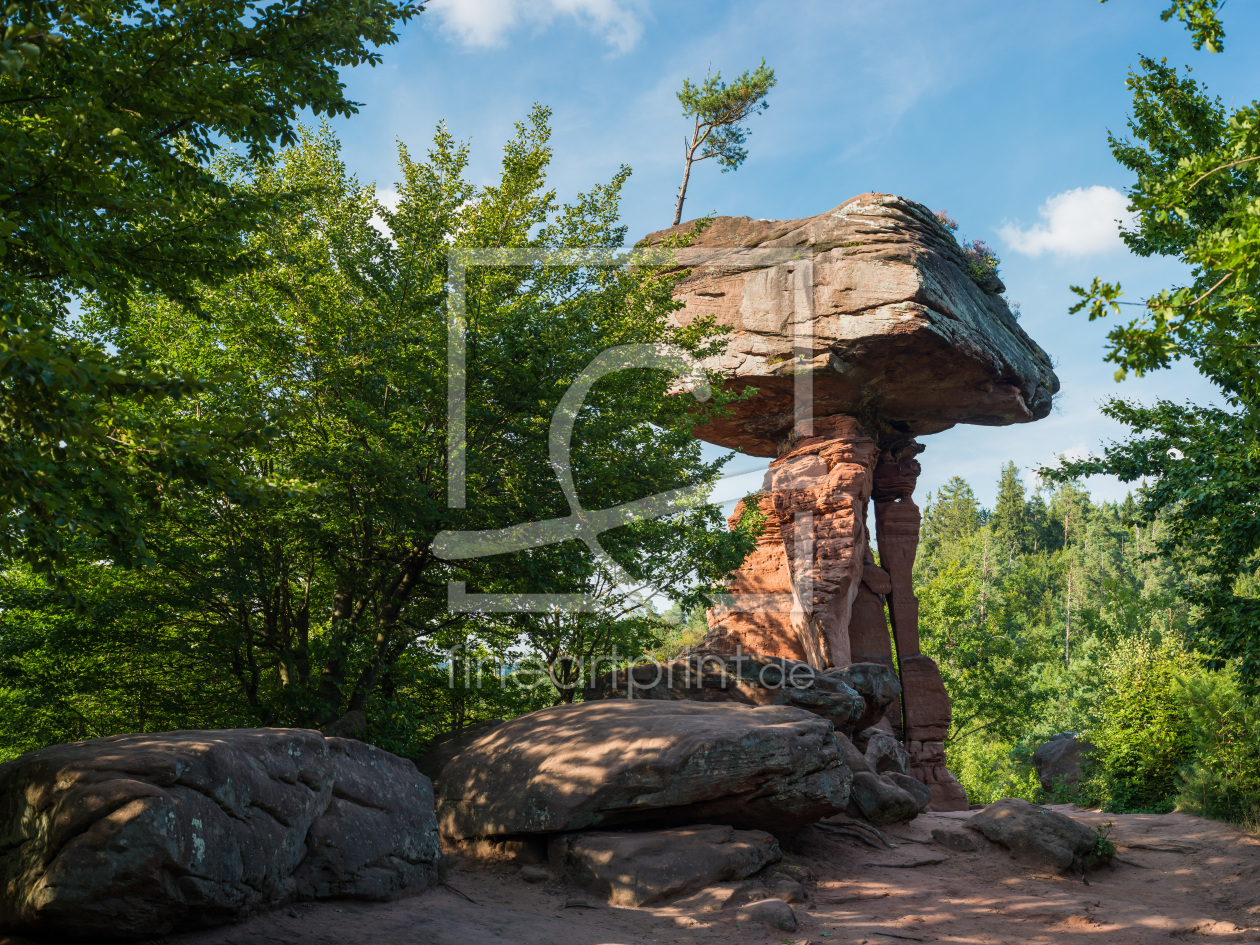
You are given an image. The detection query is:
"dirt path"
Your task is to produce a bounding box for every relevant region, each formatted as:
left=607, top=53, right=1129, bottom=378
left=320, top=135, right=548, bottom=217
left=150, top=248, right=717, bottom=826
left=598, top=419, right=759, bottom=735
left=130, top=806, right=1260, bottom=944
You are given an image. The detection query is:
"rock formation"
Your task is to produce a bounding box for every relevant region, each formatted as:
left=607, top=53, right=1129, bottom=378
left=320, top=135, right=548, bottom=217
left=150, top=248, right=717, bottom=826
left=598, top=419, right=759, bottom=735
left=644, top=193, right=1061, bottom=813
left=1032, top=732, right=1096, bottom=795
left=548, top=825, right=780, bottom=906
left=0, top=729, right=440, bottom=941
left=433, top=700, right=854, bottom=838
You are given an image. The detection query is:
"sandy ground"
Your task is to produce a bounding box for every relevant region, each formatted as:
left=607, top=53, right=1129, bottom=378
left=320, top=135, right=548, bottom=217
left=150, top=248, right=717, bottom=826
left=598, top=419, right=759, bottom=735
left=14, top=805, right=1260, bottom=945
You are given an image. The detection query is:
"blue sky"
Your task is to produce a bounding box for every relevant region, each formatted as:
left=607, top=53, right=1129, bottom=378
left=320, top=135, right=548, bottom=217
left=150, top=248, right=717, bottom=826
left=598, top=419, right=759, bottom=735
left=324, top=0, right=1260, bottom=509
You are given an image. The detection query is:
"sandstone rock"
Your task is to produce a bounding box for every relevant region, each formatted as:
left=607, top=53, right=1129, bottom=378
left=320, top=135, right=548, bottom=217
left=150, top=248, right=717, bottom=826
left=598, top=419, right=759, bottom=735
left=822, top=662, right=902, bottom=732
left=0, top=729, right=439, bottom=941
left=1033, top=733, right=1095, bottom=795
left=583, top=652, right=866, bottom=734
left=293, top=737, right=441, bottom=901
left=734, top=897, right=798, bottom=932
left=846, top=770, right=919, bottom=825
left=899, top=655, right=951, bottom=742
left=435, top=701, right=854, bottom=838
left=702, top=416, right=878, bottom=667
left=764, top=875, right=807, bottom=903
left=966, top=798, right=1101, bottom=871
left=932, top=827, right=982, bottom=853
left=413, top=719, right=504, bottom=784
left=648, top=193, right=1059, bottom=455
left=836, top=732, right=871, bottom=774
left=548, top=826, right=779, bottom=907
left=883, top=772, right=933, bottom=813
left=519, top=865, right=550, bottom=884
left=861, top=731, right=909, bottom=776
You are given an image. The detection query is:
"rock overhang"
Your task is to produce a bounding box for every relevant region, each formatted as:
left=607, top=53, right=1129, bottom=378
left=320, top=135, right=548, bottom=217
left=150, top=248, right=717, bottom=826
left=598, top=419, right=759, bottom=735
left=643, top=192, right=1060, bottom=456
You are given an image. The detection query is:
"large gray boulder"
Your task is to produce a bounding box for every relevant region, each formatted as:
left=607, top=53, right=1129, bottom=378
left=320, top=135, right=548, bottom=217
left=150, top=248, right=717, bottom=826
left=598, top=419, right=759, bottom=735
left=1033, top=733, right=1095, bottom=795
left=966, top=798, right=1102, bottom=871
left=0, top=729, right=439, bottom=941
left=548, top=825, right=779, bottom=906
left=435, top=700, right=853, bottom=838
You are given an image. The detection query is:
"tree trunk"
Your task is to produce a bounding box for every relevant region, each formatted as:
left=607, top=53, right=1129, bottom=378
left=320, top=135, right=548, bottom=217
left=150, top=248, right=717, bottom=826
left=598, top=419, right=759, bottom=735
left=673, top=156, right=694, bottom=227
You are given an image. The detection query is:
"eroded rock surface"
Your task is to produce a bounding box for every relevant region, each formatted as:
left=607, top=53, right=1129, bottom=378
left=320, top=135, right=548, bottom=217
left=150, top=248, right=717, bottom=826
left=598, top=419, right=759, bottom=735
left=547, top=825, right=779, bottom=906
left=967, top=798, right=1103, bottom=871
left=434, top=700, right=853, bottom=838
left=647, top=193, right=1059, bottom=455
left=583, top=653, right=898, bottom=738
left=0, top=729, right=439, bottom=941
left=1033, top=733, right=1095, bottom=795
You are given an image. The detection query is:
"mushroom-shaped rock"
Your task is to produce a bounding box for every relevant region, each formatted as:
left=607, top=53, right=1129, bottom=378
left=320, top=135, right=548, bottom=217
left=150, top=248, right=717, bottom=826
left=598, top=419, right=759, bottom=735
left=646, top=192, right=1059, bottom=456
left=644, top=195, right=1062, bottom=817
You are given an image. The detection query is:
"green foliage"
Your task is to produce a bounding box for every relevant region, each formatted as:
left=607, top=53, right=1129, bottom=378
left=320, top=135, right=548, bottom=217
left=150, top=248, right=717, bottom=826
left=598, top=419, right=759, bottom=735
left=1081, top=634, right=1196, bottom=813
left=1, top=112, right=759, bottom=760
left=1174, top=666, right=1260, bottom=824
left=1081, top=822, right=1118, bottom=870
left=944, top=735, right=1042, bottom=805
left=1099, top=0, right=1226, bottom=53
left=1, top=0, right=421, bottom=568
left=1058, top=2, right=1260, bottom=683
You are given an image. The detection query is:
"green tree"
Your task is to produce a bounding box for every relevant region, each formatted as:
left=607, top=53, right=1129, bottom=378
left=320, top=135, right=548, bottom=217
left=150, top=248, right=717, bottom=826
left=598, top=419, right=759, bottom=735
left=2, top=112, right=758, bottom=753
left=671, top=59, right=776, bottom=225
left=990, top=461, right=1033, bottom=561
left=917, top=476, right=983, bottom=573
left=1, top=0, right=421, bottom=569
left=1055, top=2, right=1260, bottom=681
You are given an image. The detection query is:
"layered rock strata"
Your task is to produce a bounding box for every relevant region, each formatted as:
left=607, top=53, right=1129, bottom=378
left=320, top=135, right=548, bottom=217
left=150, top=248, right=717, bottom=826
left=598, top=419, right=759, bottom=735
left=645, top=193, right=1060, bottom=455
left=434, top=700, right=853, bottom=838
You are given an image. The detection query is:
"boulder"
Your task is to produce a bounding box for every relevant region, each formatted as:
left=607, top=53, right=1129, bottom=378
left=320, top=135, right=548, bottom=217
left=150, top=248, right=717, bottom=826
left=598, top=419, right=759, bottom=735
left=822, top=663, right=902, bottom=732
left=547, top=825, right=779, bottom=906
left=966, top=798, right=1102, bottom=871
left=0, top=729, right=439, bottom=941
left=583, top=652, right=866, bottom=733
left=931, top=827, right=982, bottom=853
left=648, top=193, right=1059, bottom=455
left=435, top=700, right=854, bottom=838
left=835, top=732, right=871, bottom=774
left=763, top=874, right=807, bottom=903
left=883, top=772, right=933, bottom=813
left=734, top=897, right=798, bottom=932
left=846, top=770, right=920, bottom=825
left=292, top=737, right=440, bottom=901
left=584, top=654, right=898, bottom=737
left=861, top=730, right=909, bottom=775
left=413, top=719, right=504, bottom=784
left=1033, top=733, right=1095, bottom=795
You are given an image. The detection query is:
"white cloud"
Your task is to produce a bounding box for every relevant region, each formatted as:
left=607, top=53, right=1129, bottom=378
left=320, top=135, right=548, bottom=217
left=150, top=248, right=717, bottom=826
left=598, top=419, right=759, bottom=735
left=429, top=0, right=646, bottom=53
left=999, top=186, right=1136, bottom=257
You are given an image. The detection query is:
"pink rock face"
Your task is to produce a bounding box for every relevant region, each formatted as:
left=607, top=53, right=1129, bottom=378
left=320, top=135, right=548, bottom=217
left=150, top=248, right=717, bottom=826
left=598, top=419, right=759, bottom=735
left=704, top=416, right=877, bottom=668
left=645, top=193, right=1059, bottom=457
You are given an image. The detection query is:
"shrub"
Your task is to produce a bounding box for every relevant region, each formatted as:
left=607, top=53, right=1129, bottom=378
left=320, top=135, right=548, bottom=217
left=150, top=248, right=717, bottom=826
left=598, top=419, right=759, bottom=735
left=963, top=238, right=1001, bottom=284
left=935, top=209, right=959, bottom=232
left=1173, top=666, right=1260, bottom=825
left=947, top=734, right=1041, bottom=804
left=1081, top=633, right=1195, bottom=813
